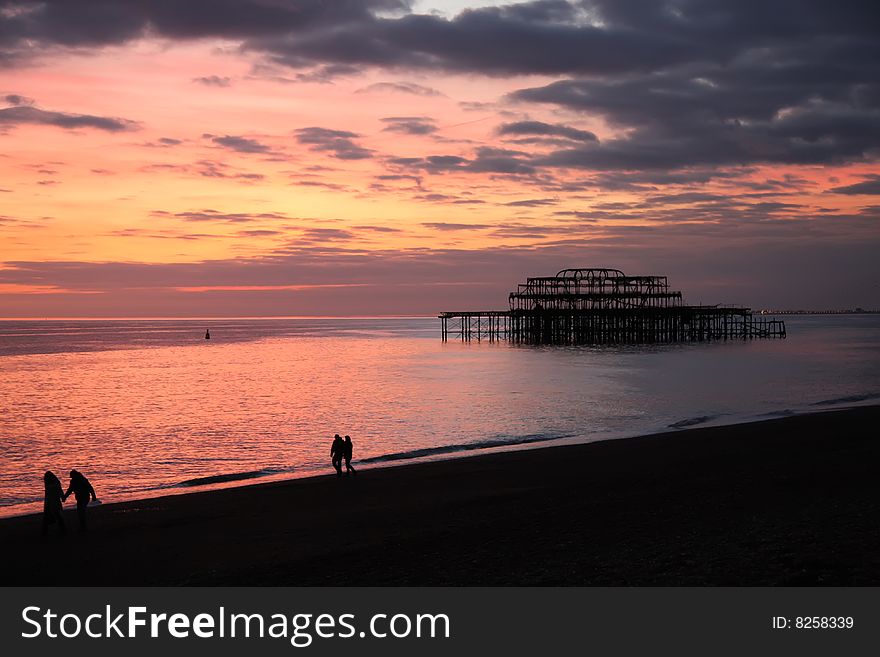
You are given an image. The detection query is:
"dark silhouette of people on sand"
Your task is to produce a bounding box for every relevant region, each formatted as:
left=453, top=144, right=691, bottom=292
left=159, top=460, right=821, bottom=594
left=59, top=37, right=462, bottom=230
left=63, top=469, right=97, bottom=531
left=41, top=471, right=66, bottom=537
left=331, top=434, right=344, bottom=477
left=205, top=328, right=211, bottom=340
left=343, top=435, right=356, bottom=476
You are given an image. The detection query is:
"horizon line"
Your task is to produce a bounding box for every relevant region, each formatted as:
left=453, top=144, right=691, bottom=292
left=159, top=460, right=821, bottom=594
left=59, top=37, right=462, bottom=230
left=1, top=310, right=878, bottom=322
left=0, top=315, right=440, bottom=321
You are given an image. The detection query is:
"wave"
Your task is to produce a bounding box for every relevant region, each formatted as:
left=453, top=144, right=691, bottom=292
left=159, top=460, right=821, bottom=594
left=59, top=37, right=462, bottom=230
left=809, top=392, right=880, bottom=407
left=360, top=432, right=574, bottom=464
left=667, top=414, right=723, bottom=429
left=159, top=467, right=295, bottom=489
left=755, top=409, right=796, bottom=418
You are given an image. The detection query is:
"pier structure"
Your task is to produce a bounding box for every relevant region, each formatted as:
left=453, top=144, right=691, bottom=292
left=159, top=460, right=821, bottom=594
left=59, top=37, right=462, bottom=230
left=440, top=268, right=786, bottom=344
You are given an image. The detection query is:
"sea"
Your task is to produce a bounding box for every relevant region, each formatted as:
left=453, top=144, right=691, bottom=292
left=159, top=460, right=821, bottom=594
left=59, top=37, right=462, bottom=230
left=1, top=315, right=878, bottom=518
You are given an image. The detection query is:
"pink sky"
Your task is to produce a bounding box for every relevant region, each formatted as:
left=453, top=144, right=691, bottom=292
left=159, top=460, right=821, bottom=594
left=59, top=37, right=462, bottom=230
left=1, top=1, right=878, bottom=315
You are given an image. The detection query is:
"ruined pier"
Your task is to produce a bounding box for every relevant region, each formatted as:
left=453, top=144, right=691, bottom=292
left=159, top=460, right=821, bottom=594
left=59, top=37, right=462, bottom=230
left=440, top=268, right=786, bottom=344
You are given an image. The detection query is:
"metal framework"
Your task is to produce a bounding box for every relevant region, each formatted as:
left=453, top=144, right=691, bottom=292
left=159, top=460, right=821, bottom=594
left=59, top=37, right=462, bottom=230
left=440, top=268, right=786, bottom=344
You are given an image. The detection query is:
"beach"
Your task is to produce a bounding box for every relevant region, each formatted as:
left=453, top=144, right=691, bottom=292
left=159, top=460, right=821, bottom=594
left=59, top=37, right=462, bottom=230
left=2, top=405, right=879, bottom=586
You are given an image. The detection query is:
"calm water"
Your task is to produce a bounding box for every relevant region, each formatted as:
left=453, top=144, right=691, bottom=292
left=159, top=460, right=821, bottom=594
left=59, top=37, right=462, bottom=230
left=1, top=315, right=878, bottom=517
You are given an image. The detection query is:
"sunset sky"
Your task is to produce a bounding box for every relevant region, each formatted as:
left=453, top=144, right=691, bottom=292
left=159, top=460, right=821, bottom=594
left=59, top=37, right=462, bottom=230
left=1, top=0, right=878, bottom=316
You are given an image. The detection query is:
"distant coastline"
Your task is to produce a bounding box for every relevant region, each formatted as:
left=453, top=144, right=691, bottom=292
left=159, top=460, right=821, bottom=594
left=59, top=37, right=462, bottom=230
left=760, top=309, right=880, bottom=315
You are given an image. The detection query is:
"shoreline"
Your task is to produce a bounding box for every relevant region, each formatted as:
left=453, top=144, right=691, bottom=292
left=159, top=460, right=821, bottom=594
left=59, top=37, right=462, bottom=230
left=0, top=395, right=877, bottom=523
left=2, top=400, right=877, bottom=521
left=2, top=405, right=879, bottom=585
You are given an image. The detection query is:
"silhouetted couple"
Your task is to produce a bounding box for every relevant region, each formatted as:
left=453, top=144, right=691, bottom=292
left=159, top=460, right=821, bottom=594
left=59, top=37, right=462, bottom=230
left=42, top=469, right=97, bottom=536
left=330, top=434, right=355, bottom=477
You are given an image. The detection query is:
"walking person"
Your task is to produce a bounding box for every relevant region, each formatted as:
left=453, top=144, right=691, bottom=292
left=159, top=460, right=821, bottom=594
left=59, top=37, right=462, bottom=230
left=330, top=434, right=344, bottom=477
left=63, top=469, right=97, bottom=531
left=343, top=435, right=356, bottom=476
left=41, top=471, right=66, bottom=537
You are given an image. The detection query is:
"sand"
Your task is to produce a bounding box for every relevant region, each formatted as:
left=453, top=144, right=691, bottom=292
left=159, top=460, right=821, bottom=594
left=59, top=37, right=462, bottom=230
left=2, top=406, right=879, bottom=585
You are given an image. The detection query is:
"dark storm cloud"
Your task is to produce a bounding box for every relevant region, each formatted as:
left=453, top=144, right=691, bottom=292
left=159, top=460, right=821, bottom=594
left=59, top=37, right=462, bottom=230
left=4, top=1, right=879, bottom=78
left=0, top=0, right=409, bottom=63
left=210, top=134, right=272, bottom=154
left=0, top=99, right=138, bottom=132
left=829, top=175, right=880, bottom=195
left=497, top=120, right=597, bottom=143
left=3, top=1, right=879, bottom=173
left=249, top=1, right=688, bottom=76
left=515, top=64, right=880, bottom=170
left=380, top=116, right=437, bottom=135
left=295, top=127, right=372, bottom=160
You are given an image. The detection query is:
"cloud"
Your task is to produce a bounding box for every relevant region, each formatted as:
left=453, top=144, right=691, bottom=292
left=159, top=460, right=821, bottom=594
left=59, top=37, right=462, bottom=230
left=0, top=99, right=138, bottom=132
left=249, top=62, right=363, bottom=84
left=380, top=116, right=437, bottom=135
left=237, top=229, right=283, bottom=237
left=3, top=93, right=33, bottom=106
left=507, top=16, right=880, bottom=170
left=291, top=180, right=350, bottom=192
left=356, top=225, right=403, bottom=233
left=250, top=1, right=687, bottom=76
left=193, top=75, right=232, bottom=87
left=193, top=160, right=265, bottom=181
left=141, top=159, right=265, bottom=182
left=355, top=81, right=444, bottom=96
left=468, top=146, right=535, bottom=174
left=830, top=175, right=880, bottom=195
left=4, top=1, right=879, bottom=85
left=0, top=0, right=410, bottom=64
left=388, top=155, right=466, bottom=173
left=497, top=120, right=597, bottom=143
left=210, top=134, right=272, bottom=154
left=4, top=215, right=877, bottom=314
left=295, top=126, right=372, bottom=160
left=300, top=228, right=355, bottom=242
left=413, top=193, right=485, bottom=205
left=422, top=222, right=492, bottom=231
left=153, top=209, right=287, bottom=223
left=504, top=198, right=557, bottom=207
left=293, top=64, right=361, bottom=83
left=388, top=147, right=535, bottom=175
